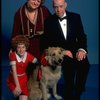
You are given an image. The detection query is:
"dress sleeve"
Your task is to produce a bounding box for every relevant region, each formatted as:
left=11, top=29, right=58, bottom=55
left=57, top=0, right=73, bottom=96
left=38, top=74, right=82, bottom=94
left=40, top=52, right=48, bottom=66
left=28, top=53, right=37, bottom=63
left=42, top=6, right=51, bottom=20
left=9, top=52, right=16, bottom=66
left=12, top=9, right=22, bottom=38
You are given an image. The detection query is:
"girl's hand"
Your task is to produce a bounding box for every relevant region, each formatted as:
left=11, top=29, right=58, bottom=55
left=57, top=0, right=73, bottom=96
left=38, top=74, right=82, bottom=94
left=13, top=86, right=22, bottom=97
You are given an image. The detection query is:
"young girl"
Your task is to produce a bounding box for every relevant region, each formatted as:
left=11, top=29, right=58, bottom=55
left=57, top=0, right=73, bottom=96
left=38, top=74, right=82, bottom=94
left=7, top=35, right=38, bottom=100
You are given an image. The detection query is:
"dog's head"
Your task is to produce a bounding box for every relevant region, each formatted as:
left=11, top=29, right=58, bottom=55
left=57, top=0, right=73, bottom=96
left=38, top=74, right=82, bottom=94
left=45, top=47, right=64, bottom=70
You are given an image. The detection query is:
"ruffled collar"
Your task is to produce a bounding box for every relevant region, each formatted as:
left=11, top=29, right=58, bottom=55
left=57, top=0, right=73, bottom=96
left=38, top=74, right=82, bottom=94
left=15, top=52, right=27, bottom=63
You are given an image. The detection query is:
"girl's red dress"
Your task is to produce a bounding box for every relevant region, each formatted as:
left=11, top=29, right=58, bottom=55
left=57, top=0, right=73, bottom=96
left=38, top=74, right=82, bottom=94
left=7, top=52, right=35, bottom=96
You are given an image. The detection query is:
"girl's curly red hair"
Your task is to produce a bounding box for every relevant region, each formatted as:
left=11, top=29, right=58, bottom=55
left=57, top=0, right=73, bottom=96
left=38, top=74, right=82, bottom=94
left=12, top=35, right=29, bottom=50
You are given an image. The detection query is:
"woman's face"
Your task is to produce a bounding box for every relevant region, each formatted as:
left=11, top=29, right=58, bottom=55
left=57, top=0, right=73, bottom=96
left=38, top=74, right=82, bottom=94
left=28, top=0, right=42, bottom=10
left=16, top=43, right=26, bottom=56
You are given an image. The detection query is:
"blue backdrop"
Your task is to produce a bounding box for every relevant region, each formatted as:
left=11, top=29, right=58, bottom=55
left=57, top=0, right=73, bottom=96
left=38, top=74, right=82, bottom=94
left=1, top=0, right=99, bottom=65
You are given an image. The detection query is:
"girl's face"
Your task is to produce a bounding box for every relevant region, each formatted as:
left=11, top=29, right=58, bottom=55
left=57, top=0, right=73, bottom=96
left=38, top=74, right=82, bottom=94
left=16, top=44, right=26, bottom=56
left=28, top=0, right=42, bottom=10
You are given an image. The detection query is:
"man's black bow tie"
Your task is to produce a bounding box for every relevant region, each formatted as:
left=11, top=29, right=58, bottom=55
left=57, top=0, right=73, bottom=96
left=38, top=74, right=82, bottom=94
left=59, top=16, right=67, bottom=21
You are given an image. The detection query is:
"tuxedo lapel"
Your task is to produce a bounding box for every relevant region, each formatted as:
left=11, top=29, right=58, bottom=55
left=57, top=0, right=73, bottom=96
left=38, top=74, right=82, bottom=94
left=57, top=21, right=66, bottom=39
left=53, top=17, right=66, bottom=40
left=54, top=13, right=71, bottom=40
left=67, top=17, right=70, bottom=37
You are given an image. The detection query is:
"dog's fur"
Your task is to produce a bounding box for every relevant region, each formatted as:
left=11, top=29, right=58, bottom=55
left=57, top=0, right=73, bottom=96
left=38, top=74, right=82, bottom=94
left=27, top=64, right=42, bottom=100
left=28, top=47, right=64, bottom=100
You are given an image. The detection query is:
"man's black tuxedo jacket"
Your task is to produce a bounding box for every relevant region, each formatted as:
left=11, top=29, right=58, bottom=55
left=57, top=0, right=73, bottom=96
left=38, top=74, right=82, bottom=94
left=41, top=11, right=88, bottom=56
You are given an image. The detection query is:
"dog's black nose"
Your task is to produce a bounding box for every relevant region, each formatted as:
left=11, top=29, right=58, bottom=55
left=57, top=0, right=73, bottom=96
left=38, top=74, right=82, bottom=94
left=51, top=65, right=57, bottom=70
left=58, top=59, right=62, bottom=63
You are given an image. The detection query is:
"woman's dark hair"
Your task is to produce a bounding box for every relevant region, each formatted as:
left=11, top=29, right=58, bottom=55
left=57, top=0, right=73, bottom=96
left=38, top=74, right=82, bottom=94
left=41, top=0, right=45, bottom=4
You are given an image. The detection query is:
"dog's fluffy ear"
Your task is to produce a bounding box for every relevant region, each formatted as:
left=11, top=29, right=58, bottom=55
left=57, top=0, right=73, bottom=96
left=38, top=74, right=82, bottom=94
left=60, top=47, right=65, bottom=51
left=45, top=47, right=52, bottom=55
left=59, top=47, right=65, bottom=55
left=44, top=48, right=50, bottom=60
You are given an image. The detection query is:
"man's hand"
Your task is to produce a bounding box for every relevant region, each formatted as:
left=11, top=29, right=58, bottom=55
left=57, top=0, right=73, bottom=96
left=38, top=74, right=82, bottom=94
left=76, top=50, right=86, bottom=61
left=63, top=50, right=73, bottom=58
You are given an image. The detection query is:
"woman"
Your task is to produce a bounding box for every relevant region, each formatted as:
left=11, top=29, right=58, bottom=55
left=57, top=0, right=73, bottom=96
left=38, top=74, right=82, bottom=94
left=11, top=0, right=51, bottom=60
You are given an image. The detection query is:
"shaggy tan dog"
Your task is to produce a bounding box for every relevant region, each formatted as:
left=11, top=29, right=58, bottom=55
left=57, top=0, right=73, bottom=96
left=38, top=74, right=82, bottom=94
left=27, top=64, right=42, bottom=100
left=28, top=47, right=64, bottom=100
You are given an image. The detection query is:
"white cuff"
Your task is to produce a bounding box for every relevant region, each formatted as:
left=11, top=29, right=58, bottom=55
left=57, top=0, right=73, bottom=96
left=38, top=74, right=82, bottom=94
left=78, top=48, right=87, bottom=54
left=32, top=58, right=37, bottom=63
left=10, top=61, right=16, bottom=66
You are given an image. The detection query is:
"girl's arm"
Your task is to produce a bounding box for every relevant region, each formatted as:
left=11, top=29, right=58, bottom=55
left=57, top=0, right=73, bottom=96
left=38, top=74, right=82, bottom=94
left=11, top=65, right=22, bottom=96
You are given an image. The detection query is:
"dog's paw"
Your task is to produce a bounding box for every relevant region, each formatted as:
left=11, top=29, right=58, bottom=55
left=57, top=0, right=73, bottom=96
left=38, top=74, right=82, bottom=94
left=47, top=93, right=51, bottom=99
left=54, top=94, right=62, bottom=100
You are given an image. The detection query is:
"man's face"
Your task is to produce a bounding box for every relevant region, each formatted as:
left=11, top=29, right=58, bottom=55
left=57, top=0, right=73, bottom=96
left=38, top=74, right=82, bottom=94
left=53, top=0, right=67, bottom=18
